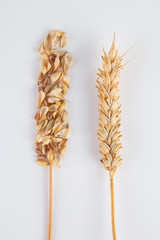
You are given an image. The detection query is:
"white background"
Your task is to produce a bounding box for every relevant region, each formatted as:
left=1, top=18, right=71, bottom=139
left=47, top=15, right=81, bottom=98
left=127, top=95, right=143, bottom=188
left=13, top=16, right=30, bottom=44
left=0, top=0, right=160, bottom=239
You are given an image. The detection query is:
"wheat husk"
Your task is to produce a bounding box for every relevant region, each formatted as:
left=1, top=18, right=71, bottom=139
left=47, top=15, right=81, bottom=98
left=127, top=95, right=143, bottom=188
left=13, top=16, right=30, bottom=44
left=35, top=30, right=72, bottom=240
left=97, top=34, right=126, bottom=240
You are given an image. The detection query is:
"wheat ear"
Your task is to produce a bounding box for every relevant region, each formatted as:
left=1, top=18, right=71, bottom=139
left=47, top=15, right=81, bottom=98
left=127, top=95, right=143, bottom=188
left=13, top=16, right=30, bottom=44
left=97, top=34, right=125, bottom=240
left=35, top=30, right=73, bottom=240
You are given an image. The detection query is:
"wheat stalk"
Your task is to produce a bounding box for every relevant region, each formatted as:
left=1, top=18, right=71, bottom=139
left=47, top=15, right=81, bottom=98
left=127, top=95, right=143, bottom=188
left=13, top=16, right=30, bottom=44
left=35, top=30, right=73, bottom=240
left=97, top=34, right=125, bottom=240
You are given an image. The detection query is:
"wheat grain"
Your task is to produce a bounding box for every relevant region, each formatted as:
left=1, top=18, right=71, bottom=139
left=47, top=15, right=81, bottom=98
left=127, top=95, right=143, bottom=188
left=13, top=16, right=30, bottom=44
left=97, top=34, right=126, bottom=240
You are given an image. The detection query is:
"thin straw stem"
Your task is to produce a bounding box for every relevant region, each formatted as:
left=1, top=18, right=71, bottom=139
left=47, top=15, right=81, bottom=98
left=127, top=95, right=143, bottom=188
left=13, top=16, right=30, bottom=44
left=48, top=164, right=53, bottom=240
left=110, top=175, right=117, bottom=240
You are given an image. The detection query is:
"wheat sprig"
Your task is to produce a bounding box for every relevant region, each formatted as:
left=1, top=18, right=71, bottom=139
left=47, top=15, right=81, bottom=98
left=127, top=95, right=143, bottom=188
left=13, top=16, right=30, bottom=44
left=35, top=30, right=73, bottom=240
left=97, top=34, right=125, bottom=240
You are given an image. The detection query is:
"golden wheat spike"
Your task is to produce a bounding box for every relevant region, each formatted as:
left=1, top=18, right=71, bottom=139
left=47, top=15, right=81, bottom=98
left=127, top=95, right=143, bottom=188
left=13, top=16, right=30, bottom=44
left=35, top=30, right=73, bottom=240
left=97, top=34, right=125, bottom=240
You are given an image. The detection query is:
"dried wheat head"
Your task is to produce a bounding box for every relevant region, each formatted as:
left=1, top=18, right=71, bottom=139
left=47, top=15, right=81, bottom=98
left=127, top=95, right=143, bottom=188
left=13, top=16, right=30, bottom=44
left=97, top=34, right=125, bottom=177
left=35, top=30, right=73, bottom=169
